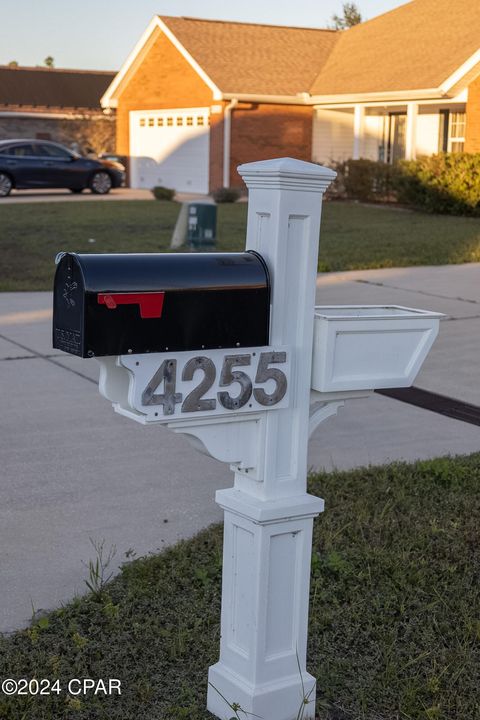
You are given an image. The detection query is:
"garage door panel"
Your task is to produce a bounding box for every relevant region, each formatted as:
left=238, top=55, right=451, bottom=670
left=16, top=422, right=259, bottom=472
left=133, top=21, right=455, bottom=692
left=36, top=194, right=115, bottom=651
left=129, top=108, right=210, bottom=193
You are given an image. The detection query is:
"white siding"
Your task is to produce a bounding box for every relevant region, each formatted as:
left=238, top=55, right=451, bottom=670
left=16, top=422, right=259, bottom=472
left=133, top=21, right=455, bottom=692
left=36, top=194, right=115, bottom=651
left=363, top=114, right=385, bottom=160
left=312, top=108, right=354, bottom=164
left=416, top=112, right=440, bottom=156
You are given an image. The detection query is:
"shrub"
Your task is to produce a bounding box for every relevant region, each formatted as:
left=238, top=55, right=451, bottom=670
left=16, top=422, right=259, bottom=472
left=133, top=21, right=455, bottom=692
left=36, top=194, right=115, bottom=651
left=329, top=158, right=398, bottom=202
left=211, top=186, right=241, bottom=203
left=395, top=153, right=480, bottom=216
left=151, top=185, right=175, bottom=201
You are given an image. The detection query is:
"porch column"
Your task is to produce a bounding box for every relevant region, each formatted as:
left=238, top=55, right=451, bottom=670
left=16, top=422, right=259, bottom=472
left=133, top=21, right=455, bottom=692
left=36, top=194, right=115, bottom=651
left=405, top=102, right=418, bottom=160
left=353, top=105, right=365, bottom=159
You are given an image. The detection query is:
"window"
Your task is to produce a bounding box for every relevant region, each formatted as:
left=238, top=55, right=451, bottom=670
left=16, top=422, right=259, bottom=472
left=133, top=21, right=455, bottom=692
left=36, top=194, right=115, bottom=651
left=387, top=113, right=406, bottom=163
left=186, top=117, right=193, bottom=126
left=449, top=112, right=466, bottom=152
left=36, top=143, right=72, bottom=159
left=167, top=117, right=173, bottom=126
left=148, top=118, right=154, bottom=127
left=196, top=116, right=205, bottom=126
left=7, top=143, right=37, bottom=157
left=140, top=118, right=146, bottom=127
left=176, top=116, right=183, bottom=126
left=438, top=110, right=466, bottom=153
left=157, top=118, right=164, bottom=126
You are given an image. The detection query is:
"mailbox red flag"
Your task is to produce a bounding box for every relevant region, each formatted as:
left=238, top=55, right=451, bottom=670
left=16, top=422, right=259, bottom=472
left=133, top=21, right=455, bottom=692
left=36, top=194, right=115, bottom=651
left=97, top=292, right=165, bottom=319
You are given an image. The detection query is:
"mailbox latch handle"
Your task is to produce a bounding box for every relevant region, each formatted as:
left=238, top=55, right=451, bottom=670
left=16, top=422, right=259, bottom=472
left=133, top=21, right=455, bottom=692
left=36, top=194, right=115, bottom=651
left=97, top=292, right=165, bottom=319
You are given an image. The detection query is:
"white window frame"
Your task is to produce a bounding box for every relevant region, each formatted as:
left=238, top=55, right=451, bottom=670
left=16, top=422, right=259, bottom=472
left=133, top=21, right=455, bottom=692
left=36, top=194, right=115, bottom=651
left=447, top=111, right=466, bottom=152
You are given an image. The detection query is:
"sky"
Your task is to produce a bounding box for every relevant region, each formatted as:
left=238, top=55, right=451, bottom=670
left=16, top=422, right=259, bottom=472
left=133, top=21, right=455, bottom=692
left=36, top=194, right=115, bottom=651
left=0, top=0, right=408, bottom=71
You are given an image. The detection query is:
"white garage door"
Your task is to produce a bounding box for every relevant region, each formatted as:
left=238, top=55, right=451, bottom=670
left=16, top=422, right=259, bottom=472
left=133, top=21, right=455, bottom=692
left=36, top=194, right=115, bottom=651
left=129, top=108, right=210, bottom=193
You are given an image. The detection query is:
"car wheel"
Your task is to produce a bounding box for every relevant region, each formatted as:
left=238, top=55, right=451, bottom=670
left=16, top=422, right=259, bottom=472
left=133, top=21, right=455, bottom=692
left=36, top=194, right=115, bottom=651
left=70, top=188, right=83, bottom=194
left=90, top=171, right=112, bottom=195
left=0, top=173, right=13, bottom=197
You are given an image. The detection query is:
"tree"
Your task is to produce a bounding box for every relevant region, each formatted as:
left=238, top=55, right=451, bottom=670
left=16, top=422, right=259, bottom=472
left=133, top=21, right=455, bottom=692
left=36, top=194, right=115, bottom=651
left=8, top=60, right=19, bottom=68
left=331, top=2, right=362, bottom=29
left=44, top=56, right=55, bottom=68
left=57, top=115, right=116, bottom=156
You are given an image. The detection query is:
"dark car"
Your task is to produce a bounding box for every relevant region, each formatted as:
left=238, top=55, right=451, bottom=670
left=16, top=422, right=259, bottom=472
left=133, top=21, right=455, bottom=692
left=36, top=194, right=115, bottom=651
left=0, top=140, right=125, bottom=197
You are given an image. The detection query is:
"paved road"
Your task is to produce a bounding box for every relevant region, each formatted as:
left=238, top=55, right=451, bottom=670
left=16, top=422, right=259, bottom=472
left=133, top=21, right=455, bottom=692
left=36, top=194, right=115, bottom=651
left=1, top=264, right=479, bottom=632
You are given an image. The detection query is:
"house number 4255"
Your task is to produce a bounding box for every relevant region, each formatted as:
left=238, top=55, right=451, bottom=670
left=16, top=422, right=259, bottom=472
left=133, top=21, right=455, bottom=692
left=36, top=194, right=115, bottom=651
left=141, top=351, right=288, bottom=416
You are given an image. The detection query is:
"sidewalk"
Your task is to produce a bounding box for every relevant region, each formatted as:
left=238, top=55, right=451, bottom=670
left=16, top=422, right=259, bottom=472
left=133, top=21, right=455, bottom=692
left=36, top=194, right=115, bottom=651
left=1, top=188, right=216, bottom=204
left=1, top=263, right=479, bottom=632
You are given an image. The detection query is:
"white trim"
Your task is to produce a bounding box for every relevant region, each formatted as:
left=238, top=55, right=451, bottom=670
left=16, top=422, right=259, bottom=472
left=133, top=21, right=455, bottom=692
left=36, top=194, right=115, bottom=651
left=405, top=102, right=418, bottom=160
left=440, top=49, right=480, bottom=94
left=313, top=96, right=468, bottom=110
left=310, top=88, right=443, bottom=104
left=0, top=111, right=109, bottom=120
left=101, top=16, right=222, bottom=108
left=156, top=18, right=222, bottom=99
left=100, top=16, right=159, bottom=108
left=352, top=105, right=364, bottom=159
left=222, top=92, right=310, bottom=105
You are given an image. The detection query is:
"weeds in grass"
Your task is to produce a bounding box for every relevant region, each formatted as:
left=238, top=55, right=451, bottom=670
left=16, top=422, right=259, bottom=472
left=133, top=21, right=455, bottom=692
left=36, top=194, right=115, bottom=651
left=83, top=538, right=117, bottom=599
left=0, top=456, right=478, bottom=719
left=208, top=683, right=262, bottom=719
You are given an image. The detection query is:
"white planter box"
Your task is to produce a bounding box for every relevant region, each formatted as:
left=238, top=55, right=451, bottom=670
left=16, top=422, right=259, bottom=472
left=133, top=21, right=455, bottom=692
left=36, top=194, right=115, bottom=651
left=311, top=305, right=443, bottom=392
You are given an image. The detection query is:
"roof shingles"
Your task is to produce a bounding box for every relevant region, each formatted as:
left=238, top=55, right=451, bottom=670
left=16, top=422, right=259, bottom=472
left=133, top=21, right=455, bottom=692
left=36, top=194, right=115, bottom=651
left=159, top=2, right=480, bottom=99
left=0, top=66, right=115, bottom=109
left=310, top=0, right=480, bottom=95
left=160, top=16, right=338, bottom=96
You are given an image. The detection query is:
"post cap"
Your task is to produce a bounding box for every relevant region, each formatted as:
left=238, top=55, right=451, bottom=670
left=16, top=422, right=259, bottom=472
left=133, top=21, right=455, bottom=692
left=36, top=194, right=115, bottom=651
left=238, top=157, right=336, bottom=193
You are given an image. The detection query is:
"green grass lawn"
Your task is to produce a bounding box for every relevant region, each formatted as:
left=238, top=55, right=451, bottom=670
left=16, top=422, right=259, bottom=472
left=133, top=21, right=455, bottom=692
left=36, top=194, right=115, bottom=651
left=1, top=200, right=480, bottom=291
left=0, top=454, right=478, bottom=720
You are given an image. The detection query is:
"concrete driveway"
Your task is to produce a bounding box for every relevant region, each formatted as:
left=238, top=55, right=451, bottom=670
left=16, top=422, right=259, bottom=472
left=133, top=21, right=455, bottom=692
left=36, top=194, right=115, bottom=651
left=1, top=263, right=479, bottom=632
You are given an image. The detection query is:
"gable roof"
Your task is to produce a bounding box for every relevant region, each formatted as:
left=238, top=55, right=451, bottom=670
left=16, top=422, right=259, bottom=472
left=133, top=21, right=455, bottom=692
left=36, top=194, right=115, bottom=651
left=103, top=2, right=480, bottom=108
left=0, top=66, right=116, bottom=110
left=159, top=16, right=338, bottom=96
left=310, top=0, right=480, bottom=96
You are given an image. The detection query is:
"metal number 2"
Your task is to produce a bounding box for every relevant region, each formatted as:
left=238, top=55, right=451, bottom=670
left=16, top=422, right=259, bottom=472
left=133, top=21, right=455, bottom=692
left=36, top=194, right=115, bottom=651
left=218, top=355, right=252, bottom=410
left=253, top=351, right=288, bottom=406
left=181, top=357, right=216, bottom=412
left=141, top=359, right=182, bottom=415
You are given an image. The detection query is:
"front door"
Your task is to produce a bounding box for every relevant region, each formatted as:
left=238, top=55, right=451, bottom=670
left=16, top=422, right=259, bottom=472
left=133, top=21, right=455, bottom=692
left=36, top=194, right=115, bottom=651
left=387, top=113, right=406, bottom=163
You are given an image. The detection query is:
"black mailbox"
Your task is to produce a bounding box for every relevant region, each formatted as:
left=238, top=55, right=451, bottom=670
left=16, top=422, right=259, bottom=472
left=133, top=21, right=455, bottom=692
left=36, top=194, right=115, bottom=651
left=53, top=252, right=270, bottom=358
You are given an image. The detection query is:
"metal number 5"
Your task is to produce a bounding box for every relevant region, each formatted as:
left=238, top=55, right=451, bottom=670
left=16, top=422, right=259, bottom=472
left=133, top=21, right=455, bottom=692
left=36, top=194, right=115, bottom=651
left=218, top=354, right=252, bottom=410
left=253, top=351, right=287, bottom=406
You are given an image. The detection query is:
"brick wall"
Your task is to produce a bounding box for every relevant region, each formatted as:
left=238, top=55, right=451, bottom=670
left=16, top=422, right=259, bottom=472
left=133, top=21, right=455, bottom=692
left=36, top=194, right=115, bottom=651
left=114, top=28, right=315, bottom=190
left=229, top=104, right=313, bottom=187
left=116, top=27, right=214, bottom=160
left=465, top=76, right=480, bottom=153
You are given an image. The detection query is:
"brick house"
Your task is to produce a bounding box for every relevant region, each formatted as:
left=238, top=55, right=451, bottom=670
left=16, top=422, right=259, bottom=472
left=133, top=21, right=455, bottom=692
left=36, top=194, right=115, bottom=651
left=0, top=66, right=116, bottom=154
left=101, top=0, right=480, bottom=192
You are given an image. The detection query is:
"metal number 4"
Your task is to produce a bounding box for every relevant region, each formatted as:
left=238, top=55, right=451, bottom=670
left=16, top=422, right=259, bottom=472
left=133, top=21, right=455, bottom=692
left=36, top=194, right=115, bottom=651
left=141, top=359, right=183, bottom=415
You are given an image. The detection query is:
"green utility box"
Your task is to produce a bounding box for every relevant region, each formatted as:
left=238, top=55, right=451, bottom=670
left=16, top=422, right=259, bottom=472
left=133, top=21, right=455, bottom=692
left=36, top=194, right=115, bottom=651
left=187, top=202, right=217, bottom=249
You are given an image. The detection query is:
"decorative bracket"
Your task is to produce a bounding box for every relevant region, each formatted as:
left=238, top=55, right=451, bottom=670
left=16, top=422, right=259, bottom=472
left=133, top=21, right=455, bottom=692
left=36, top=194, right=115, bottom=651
left=167, top=413, right=262, bottom=473
left=309, top=389, right=372, bottom=437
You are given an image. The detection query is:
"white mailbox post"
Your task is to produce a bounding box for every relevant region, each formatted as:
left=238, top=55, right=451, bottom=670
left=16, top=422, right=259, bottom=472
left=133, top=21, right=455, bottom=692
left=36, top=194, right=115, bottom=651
left=87, top=158, right=442, bottom=720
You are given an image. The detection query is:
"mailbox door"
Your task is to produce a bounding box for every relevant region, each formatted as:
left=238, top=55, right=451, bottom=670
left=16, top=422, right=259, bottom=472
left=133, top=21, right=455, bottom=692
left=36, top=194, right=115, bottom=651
left=53, top=254, right=86, bottom=356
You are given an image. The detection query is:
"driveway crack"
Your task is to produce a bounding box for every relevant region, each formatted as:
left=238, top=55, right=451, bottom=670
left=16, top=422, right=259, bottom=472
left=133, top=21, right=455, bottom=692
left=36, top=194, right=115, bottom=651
left=355, top=279, right=480, bottom=306
left=0, top=332, right=96, bottom=384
